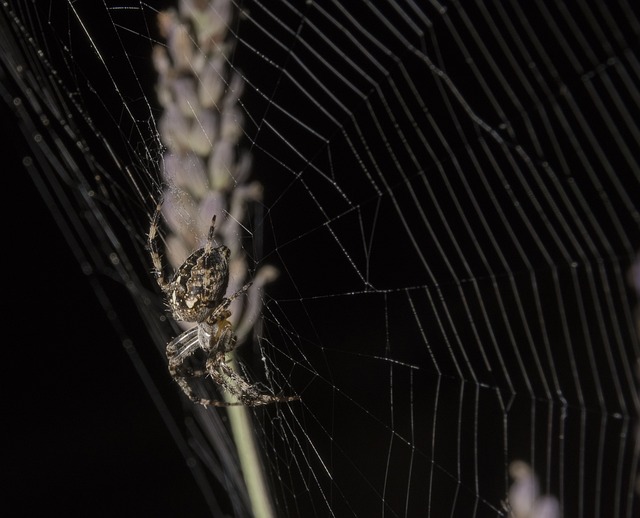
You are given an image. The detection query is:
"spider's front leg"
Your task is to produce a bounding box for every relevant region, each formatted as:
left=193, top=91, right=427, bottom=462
left=204, top=281, right=253, bottom=342
left=147, top=200, right=170, bottom=292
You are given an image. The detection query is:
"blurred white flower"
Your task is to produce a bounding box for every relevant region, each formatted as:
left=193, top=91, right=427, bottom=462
left=508, top=461, right=560, bottom=518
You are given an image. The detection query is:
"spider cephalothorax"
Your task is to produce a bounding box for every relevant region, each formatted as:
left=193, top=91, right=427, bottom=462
left=147, top=200, right=299, bottom=407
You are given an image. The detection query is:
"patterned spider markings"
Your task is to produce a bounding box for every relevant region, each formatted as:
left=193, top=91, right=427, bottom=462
left=147, top=201, right=299, bottom=407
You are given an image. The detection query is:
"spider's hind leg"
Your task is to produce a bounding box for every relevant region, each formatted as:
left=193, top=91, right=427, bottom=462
left=207, top=356, right=301, bottom=406
left=170, top=369, right=241, bottom=407
left=168, top=346, right=242, bottom=407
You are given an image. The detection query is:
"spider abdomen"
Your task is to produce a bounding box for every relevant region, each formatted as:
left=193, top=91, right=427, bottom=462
left=168, top=244, right=230, bottom=322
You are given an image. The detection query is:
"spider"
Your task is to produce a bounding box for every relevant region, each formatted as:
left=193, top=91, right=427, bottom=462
left=148, top=201, right=298, bottom=407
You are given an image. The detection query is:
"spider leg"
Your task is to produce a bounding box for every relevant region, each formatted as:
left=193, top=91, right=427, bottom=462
left=204, top=281, right=253, bottom=344
left=212, top=315, right=234, bottom=346
left=206, top=348, right=301, bottom=406
left=147, top=200, right=169, bottom=291
left=166, top=327, right=200, bottom=362
left=167, top=327, right=203, bottom=388
left=163, top=276, right=299, bottom=407
left=173, top=372, right=242, bottom=407
left=228, top=281, right=253, bottom=303
left=168, top=326, right=300, bottom=407
left=173, top=353, right=298, bottom=408
left=167, top=326, right=243, bottom=406
left=203, top=214, right=217, bottom=256
left=206, top=282, right=254, bottom=326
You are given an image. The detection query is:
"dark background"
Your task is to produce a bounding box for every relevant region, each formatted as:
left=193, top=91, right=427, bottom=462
left=6, top=113, right=211, bottom=516
left=3, top=3, right=213, bottom=514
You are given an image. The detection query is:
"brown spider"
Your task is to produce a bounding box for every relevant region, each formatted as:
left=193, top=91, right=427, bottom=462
left=147, top=201, right=298, bottom=407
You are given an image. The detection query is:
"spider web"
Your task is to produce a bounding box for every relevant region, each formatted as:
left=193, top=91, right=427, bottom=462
left=4, top=1, right=639, bottom=517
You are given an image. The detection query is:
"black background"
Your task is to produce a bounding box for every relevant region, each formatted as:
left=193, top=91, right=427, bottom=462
left=7, top=114, right=212, bottom=516
left=4, top=3, right=213, bottom=514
